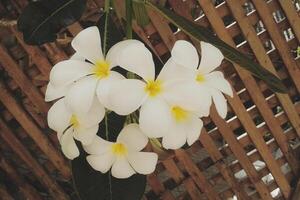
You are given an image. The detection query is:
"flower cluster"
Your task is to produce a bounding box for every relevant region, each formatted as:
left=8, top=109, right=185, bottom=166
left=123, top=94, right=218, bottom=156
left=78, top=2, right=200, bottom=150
left=46, top=26, right=233, bottom=178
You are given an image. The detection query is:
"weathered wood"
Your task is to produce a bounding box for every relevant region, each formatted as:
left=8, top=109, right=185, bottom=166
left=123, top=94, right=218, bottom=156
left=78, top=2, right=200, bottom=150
left=225, top=0, right=300, bottom=175
left=0, top=81, right=71, bottom=178
left=175, top=149, right=222, bottom=200
left=0, top=157, right=43, bottom=200
left=0, top=44, right=50, bottom=114
left=0, top=184, right=14, bottom=200
left=278, top=0, right=300, bottom=42
left=0, top=117, right=70, bottom=200
left=251, top=0, right=300, bottom=93
left=200, top=130, right=250, bottom=200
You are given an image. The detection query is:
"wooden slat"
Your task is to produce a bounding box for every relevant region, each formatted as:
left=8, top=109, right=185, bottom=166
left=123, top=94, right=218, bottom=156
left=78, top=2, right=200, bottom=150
left=0, top=117, right=69, bottom=200
left=183, top=178, right=203, bottom=200
left=163, top=159, right=204, bottom=200
left=147, top=8, right=176, bottom=50
left=0, top=184, right=14, bottom=200
left=194, top=1, right=292, bottom=198
left=0, top=44, right=49, bottom=114
left=175, top=149, right=222, bottom=200
left=200, top=130, right=250, bottom=200
left=0, top=157, right=43, bottom=200
left=10, top=26, right=52, bottom=76
left=147, top=173, right=176, bottom=200
left=0, top=81, right=71, bottom=178
left=225, top=0, right=300, bottom=175
left=251, top=0, right=300, bottom=93
left=278, top=0, right=300, bottom=42
left=209, top=108, right=274, bottom=200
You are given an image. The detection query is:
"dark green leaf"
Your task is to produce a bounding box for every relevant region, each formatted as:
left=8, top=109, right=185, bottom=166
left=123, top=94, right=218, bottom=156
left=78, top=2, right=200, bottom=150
left=126, top=0, right=133, bottom=38
left=145, top=1, right=287, bottom=93
left=132, top=2, right=150, bottom=27
left=17, top=0, right=86, bottom=45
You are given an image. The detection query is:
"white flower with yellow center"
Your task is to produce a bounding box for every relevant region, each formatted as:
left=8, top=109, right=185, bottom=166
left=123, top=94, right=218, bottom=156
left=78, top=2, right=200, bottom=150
left=106, top=43, right=211, bottom=138
left=161, top=101, right=204, bottom=149
left=47, top=26, right=146, bottom=113
left=84, top=124, right=158, bottom=179
left=169, top=40, right=233, bottom=118
left=47, top=98, right=105, bottom=159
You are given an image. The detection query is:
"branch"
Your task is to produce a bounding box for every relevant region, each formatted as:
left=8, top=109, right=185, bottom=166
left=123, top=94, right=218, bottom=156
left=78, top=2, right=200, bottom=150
left=0, top=19, right=17, bottom=27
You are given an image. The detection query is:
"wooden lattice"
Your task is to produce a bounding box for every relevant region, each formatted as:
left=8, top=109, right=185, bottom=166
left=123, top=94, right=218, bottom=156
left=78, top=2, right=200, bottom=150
left=0, top=0, right=300, bottom=199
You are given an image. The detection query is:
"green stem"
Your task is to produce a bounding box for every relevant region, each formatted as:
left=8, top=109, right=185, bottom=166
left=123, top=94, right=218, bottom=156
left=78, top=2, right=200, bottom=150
left=126, top=0, right=133, bottom=39
left=103, top=0, right=111, bottom=56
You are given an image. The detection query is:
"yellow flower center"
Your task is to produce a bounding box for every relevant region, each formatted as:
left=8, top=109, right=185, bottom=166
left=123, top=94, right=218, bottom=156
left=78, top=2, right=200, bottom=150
left=92, top=60, right=110, bottom=79
left=196, top=73, right=205, bottom=83
left=145, top=80, right=162, bottom=97
left=111, top=143, right=128, bottom=156
left=70, top=115, right=80, bottom=128
left=171, top=106, right=189, bottom=122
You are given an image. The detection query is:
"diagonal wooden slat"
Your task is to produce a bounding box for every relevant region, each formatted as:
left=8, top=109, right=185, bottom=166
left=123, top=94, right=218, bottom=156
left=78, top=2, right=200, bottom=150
left=0, top=157, right=43, bottom=200
left=251, top=0, right=300, bottom=93
left=0, top=81, right=71, bottom=179
left=225, top=0, right=300, bottom=175
left=0, top=117, right=70, bottom=200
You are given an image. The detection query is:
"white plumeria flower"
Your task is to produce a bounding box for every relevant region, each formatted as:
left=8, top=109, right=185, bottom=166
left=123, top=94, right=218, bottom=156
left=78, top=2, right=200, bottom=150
left=47, top=26, right=147, bottom=113
left=47, top=98, right=105, bottom=159
left=107, top=43, right=211, bottom=138
left=170, top=40, right=233, bottom=118
left=84, top=124, right=158, bottom=179
left=161, top=99, right=204, bottom=149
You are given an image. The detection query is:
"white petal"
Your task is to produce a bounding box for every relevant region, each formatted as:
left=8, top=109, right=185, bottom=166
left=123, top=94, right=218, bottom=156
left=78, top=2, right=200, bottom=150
left=111, top=157, right=135, bottom=179
left=86, top=153, right=115, bottom=173
left=139, top=98, right=172, bottom=138
left=45, top=83, right=69, bottom=102
left=57, top=131, right=63, bottom=141
left=108, top=79, right=147, bottom=115
left=106, top=40, right=141, bottom=68
left=60, top=128, right=79, bottom=160
left=186, top=116, right=203, bottom=146
left=77, top=98, right=105, bottom=128
left=49, top=60, right=92, bottom=87
left=47, top=98, right=72, bottom=132
left=198, top=41, right=224, bottom=74
left=163, top=81, right=212, bottom=116
left=96, top=71, right=125, bottom=109
left=65, top=76, right=98, bottom=114
left=157, top=58, right=196, bottom=83
left=71, top=26, right=104, bottom=63
left=70, top=52, right=86, bottom=61
left=211, top=89, right=228, bottom=118
left=204, top=71, right=233, bottom=97
left=127, top=152, right=158, bottom=174
left=171, top=40, right=199, bottom=69
left=162, top=123, right=187, bottom=149
left=117, top=40, right=155, bottom=81
left=83, top=135, right=113, bottom=155
left=74, top=125, right=99, bottom=145
left=117, top=124, right=148, bottom=151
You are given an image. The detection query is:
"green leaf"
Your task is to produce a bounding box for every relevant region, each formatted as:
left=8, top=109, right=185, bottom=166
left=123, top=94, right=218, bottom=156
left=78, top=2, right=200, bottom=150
left=17, top=0, right=86, bottom=45
left=126, top=0, right=133, bottom=39
left=132, top=2, right=150, bottom=27
left=145, top=1, right=287, bottom=93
